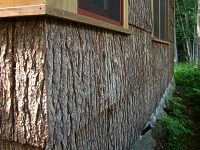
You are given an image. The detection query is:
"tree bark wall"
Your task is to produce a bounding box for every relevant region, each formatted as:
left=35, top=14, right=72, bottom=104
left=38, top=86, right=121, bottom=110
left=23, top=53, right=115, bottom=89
left=129, top=0, right=152, bottom=32
left=0, top=17, right=48, bottom=149
left=0, top=0, right=174, bottom=149
left=46, top=10, right=173, bottom=150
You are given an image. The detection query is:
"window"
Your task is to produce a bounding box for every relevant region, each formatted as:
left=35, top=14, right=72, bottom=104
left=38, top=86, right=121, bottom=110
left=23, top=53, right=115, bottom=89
left=0, top=0, right=129, bottom=33
left=153, top=0, right=169, bottom=41
left=78, top=0, right=123, bottom=26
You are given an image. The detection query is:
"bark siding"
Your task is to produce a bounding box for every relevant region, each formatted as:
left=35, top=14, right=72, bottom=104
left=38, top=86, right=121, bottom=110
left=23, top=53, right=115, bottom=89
left=129, top=0, right=152, bottom=32
left=0, top=0, right=174, bottom=149
left=0, top=18, right=48, bottom=149
left=46, top=19, right=173, bottom=150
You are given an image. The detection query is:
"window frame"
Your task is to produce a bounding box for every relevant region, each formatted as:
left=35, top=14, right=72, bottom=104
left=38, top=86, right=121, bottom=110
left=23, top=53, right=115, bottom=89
left=78, top=0, right=124, bottom=26
left=0, top=0, right=130, bottom=34
left=152, top=0, right=169, bottom=42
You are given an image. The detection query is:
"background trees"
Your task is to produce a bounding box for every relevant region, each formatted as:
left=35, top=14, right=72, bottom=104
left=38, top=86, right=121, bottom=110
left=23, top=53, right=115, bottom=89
left=175, top=0, right=198, bottom=63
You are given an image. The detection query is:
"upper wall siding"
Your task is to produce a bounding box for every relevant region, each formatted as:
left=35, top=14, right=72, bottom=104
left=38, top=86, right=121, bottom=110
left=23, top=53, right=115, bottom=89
left=129, top=0, right=152, bottom=32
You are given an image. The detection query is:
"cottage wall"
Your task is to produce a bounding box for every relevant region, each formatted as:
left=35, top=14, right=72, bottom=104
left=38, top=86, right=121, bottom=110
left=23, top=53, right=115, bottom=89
left=0, top=18, right=48, bottom=149
left=0, top=0, right=174, bottom=149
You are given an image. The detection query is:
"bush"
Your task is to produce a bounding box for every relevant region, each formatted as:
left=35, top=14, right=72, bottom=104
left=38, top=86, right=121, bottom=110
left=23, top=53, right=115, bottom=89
left=174, top=63, right=200, bottom=102
left=162, top=63, right=200, bottom=150
left=162, top=97, right=193, bottom=150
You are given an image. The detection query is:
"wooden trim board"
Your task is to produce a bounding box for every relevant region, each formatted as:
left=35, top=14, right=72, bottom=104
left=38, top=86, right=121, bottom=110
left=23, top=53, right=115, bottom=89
left=0, top=0, right=44, bottom=8
left=0, top=4, right=46, bottom=17
left=123, top=0, right=129, bottom=28
left=0, top=0, right=130, bottom=34
left=152, top=37, right=171, bottom=45
left=46, top=6, right=133, bottom=34
left=46, top=0, right=77, bottom=13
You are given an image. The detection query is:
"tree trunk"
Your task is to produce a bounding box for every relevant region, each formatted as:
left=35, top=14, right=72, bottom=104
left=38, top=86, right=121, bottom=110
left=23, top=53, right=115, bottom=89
left=176, top=0, right=193, bottom=62
left=197, top=0, right=200, bottom=68
left=174, top=0, right=178, bottom=64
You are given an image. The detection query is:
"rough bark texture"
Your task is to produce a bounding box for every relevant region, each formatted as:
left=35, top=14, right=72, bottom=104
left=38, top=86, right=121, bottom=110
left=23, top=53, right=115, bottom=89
left=46, top=20, right=173, bottom=150
left=0, top=0, right=174, bottom=149
left=0, top=17, right=48, bottom=149
left=0, top=139, right=43, bottom=150
left=129, top=0, right=152, bottom=32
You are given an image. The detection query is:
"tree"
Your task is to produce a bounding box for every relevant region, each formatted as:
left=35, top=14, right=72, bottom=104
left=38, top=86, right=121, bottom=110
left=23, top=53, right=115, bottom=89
left=175, top=0, right=198, bottom=62
left=197, top=0, right=200, bottom=68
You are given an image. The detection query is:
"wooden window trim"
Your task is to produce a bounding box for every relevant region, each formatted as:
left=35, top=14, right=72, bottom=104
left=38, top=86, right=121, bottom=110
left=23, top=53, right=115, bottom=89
left=46, top=6, right=132, bottom=34
left=152, top=37, right=171, bottom=45
left=0, top=0, right=130, bottom=34
left=152, top=0, right=169, bottom=42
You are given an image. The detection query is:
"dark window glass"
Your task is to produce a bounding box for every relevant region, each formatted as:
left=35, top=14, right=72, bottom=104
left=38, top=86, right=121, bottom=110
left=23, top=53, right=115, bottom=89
left=165, top=0, right=168, bottom=40
left=160, top=0, right=166, bottom=40
left=154, top=0, right=159, bottom=37
left=79, top=0, right=121, bottom=23
left=153, top=0, right=169, bottom=41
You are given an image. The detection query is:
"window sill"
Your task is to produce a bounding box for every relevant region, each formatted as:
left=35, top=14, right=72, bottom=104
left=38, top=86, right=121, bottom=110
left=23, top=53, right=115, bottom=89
left=152, top=37, right=171, bottom=45
left=0, top=5, right=133, bottom=35
left=46, top=6, right=133, bottom=35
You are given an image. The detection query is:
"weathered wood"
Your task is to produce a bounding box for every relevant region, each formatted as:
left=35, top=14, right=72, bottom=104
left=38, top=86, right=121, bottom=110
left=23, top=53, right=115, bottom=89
left=129, top=0, right=152, bottom=32
left=0, top=0, right=175, bottom=149
left=0, top=17, right=48, bottom=149
left=45, top=18, right=173, bottom=149
left=0, top=139, right=43, bottom=150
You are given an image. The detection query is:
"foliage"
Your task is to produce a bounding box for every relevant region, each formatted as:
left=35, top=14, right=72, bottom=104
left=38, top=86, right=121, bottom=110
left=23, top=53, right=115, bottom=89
left=162, top=97, right=193, bottom=150
left=175, top=0, right=197, bottom=62
left=175, top=63, right=200, bottom=102
left=162, top=63, right=200, bottom=150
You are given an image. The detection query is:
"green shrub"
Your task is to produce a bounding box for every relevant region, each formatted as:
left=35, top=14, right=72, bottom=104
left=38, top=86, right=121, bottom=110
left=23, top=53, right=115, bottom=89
left=162, top=63, right=200, bottom=150
left=174, top=63, right=200, bottom=101
left=162, top=97, right=193, bottom=150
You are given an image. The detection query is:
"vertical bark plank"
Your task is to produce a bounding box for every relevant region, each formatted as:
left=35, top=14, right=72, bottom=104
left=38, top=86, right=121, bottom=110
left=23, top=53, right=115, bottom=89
left=0, top=17, right=48, bottom=149
left=46, top=17, right=174, bottom=150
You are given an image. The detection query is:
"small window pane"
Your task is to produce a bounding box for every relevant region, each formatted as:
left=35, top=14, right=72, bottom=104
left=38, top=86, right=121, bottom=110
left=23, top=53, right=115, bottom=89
left=165, top=0, right=168, bottom=40
left=160, top=0, right=166, bottom=40
left=154, top=0, right=159, bottom=37
left=79, top=0, right=121, bottom=22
